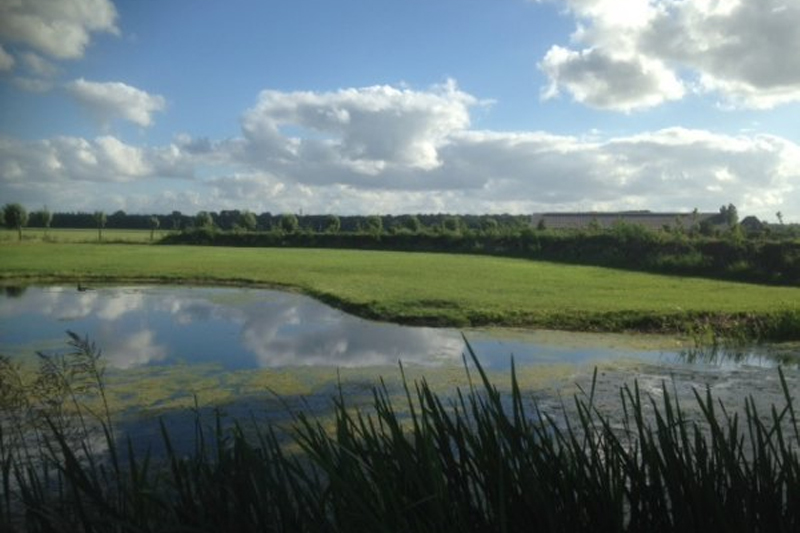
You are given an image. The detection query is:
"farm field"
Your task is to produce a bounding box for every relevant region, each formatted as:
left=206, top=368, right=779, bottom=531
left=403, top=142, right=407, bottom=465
left=1, top=240, right=799, bottom=335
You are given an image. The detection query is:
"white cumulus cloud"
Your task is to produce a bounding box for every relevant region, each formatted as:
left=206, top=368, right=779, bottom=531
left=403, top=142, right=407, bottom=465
left=20, top=51, right=58, bottom=77
left=241, top=80, right=477, bottom=174
left=102, top=329, right=167, bottom=370
left=66, top=78, right=167, bottom=127
left=537, top=0, right=800, bottom=110
left=539, top=46, right=685, bottom=111
left=2, top=82, right=799, bottom=221
left=0, top=134, right=191, bottom=185
left=0, top=0, right=118, bottom=60
left=161, top=83, right=800, bottom=219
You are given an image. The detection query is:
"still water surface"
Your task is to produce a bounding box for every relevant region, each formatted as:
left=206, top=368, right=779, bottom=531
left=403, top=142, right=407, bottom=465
left=3, top=285, right=795, bottom=372
left=2, top=285, right=799, bottom=445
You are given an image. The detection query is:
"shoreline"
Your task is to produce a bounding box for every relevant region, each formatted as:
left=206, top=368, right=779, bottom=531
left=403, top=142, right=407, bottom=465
left=3, top=275, right=798, bottom=342
left=2, top=242, right=799, bottom=342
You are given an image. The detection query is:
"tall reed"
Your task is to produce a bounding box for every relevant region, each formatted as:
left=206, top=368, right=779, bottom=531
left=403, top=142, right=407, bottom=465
left=1, top=336, right=798, bottom=532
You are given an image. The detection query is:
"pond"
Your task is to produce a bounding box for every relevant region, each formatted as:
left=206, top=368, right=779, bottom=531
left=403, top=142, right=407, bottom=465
left=2, top=285, right=799, bottom=452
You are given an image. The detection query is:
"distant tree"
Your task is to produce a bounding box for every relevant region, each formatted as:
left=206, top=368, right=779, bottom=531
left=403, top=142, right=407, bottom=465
left=149, top=216, right=160, bottom=241
left=481, top=217, right=499, bottom=234
left=672, top=215, right=684, bottom=235
left=699, top=218, right=716, bottom=237
left=729, top=221, right=745, bottom=244
left=110, top=210, right=126, bottom=228
left=612, top=219, right=654, bottom=241
left=588, top=217, right=602, bottom=233
left=195, top=211, right=214, bottom=229
left=402, top=215, right=422, bottom=233
left=720, top=203, right=739, bottom=228
left=365, top=215, right=383, bottom=235
left=32, top=207, right=53, bottom=237
left=171, top=210, right=183, bottom=231
left=237, top=211, right=258, bottom=232
left=280, top=213, right=299, bottom=233
left=94, top=211, right=107, bottom=241
left=324, top=214, right=341, bottom=233
left=536, top=218, right=546, bottom=231
left=42, top=208, right=52, bottom=234
left=441, top=215, right=462, bottom=233
left=3, top=203, right=28, bottom=241
left=690, top=208, right=700, bottom=237
left=217, top=210, right=240, bottom=230
left=777, top=211, right=784, bottom=225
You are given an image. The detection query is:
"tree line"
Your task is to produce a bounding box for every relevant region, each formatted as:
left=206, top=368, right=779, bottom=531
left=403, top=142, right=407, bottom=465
left=1, top=204, right=533, bottom=237
left=3, top=202, right=798, bottom=240
left=4, top=202, right=799, bottom=284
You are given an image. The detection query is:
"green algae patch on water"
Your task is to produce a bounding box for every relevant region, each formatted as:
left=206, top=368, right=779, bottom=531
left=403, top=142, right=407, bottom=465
left=467, top=327, right=691, bottom=353
left=104, top=364, right=316, bottom=416
left=231, top=367, right=312, bottom=397
left=104, top=364, right=236, bottom=414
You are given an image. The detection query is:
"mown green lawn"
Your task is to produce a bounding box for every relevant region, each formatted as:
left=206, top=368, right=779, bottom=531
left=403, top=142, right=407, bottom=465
left=3, top=241, right=799, bottom=334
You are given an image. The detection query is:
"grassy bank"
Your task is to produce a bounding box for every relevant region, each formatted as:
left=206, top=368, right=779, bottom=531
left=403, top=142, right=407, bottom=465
left=1, top=338, right=798, bottom=532
left=166, top=225, right=800, bottom=285
left=2, top=241, right=800, bottom=339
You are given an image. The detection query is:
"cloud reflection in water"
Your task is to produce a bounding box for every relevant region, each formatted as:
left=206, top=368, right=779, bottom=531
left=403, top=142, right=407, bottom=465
left=0, top=286, right=465, bottom=370
left=239, top=297, right=464, bottom=368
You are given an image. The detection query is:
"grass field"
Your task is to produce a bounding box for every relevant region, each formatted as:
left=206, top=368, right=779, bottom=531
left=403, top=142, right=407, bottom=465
left=0, top=227, right=167, bottom=243
left=2, top=239, right=799, bottom=337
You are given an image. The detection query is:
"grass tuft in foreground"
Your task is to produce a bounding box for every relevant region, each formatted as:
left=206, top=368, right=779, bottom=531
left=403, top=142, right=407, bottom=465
left=1, top=335, right=799, bottom=532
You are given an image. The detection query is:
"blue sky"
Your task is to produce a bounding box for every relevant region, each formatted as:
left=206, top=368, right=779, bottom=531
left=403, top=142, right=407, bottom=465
left=1, top=0, right=798, bottom=220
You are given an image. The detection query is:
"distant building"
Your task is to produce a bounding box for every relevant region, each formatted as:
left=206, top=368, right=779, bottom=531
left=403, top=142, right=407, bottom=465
left=530, top=211, right=723, bottom=231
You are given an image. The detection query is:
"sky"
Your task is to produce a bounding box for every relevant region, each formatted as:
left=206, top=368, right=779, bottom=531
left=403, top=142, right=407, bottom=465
left=0, top=0, right=798, bottom=221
